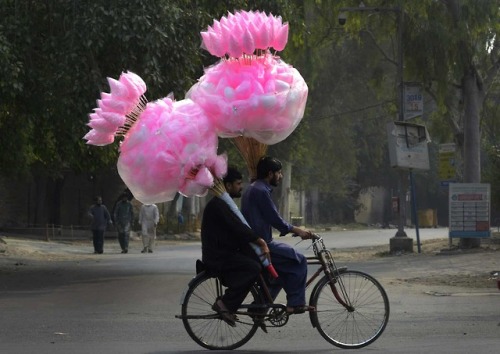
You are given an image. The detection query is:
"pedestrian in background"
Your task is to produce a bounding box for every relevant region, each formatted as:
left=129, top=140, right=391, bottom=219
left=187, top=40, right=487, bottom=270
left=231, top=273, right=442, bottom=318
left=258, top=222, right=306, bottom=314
left=88, top=196, right=112, bottom=254
left=139, top=203, right=160, bottom=253
left=113, top=192, right=134, bottom=253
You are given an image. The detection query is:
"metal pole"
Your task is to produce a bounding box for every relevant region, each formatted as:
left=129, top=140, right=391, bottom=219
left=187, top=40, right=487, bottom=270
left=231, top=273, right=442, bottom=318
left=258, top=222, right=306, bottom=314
left=340, top=5, right=415, bottom=249
left=410, top=170, right=421, bottom=252
left=395, top=6, right=408, bottom=237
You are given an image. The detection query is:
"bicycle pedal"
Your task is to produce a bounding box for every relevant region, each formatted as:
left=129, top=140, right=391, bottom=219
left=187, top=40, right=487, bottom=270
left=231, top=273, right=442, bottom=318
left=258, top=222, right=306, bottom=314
left=255, top=320, right=268, bottom=333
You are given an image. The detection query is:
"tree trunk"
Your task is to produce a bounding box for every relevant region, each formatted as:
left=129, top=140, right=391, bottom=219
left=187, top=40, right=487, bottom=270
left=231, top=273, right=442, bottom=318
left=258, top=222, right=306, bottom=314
left=462, top=72, right=481, bottom=183
left=459, top=70, right=482, bottom=248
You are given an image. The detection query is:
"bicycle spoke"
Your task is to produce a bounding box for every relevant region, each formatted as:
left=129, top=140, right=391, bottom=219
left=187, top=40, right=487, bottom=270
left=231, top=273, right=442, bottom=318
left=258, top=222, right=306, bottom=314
left=181, top=272, right=259, bottom=350
left=311, top=271, right=389, bottom=349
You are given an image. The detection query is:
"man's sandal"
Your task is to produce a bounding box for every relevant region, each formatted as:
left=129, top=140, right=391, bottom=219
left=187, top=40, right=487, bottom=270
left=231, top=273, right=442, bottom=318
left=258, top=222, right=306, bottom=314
left=212, top=299, right=237, bottom=327
left=286, top=305, right=315, bottom=315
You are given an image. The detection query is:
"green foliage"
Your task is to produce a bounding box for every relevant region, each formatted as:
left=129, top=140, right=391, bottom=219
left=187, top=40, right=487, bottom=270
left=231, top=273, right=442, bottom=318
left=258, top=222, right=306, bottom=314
left=0, top=0, right=300, bottom=179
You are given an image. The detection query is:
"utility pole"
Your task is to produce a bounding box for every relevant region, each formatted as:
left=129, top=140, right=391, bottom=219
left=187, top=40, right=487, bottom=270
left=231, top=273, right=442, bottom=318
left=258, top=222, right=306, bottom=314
left=339, top=3, right=414, bottom=252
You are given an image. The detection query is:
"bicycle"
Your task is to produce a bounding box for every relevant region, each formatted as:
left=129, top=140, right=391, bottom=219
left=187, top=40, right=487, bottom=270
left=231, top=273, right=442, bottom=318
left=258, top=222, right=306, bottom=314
left=175, top=234, right=390, bottom=350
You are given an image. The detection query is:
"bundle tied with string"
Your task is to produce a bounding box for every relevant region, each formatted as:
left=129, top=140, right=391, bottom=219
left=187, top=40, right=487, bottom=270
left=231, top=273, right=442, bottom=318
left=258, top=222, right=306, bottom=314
left=231, top=136, right=268, bottom=182
left=84, top=71, right=148, bottom=146
left=187, top=10, right=308, bottom=182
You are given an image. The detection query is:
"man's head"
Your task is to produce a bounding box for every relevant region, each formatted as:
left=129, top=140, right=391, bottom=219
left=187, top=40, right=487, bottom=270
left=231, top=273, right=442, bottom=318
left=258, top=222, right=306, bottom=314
left=223, top=166, right=244, bottom=198
left=256, top=156, right=283, bottom=187
left=95, top=196, right=102, bottom=205
left=123, top=188, right=133, bottom=201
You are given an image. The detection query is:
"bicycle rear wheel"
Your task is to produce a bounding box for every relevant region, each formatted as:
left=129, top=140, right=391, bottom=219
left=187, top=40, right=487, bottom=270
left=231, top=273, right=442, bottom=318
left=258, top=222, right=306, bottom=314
left=181, top=271, right=259, bottom=350
left=310, top=270, right=389, bottom=349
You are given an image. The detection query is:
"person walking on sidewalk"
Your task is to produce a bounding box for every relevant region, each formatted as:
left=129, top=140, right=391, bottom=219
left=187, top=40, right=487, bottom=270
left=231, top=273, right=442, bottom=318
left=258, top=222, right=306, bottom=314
left=88, top=196, right=112, bottom=254
left=139, top=203, right=160, bottom=253
left=113, top=192, right=134, bottom=253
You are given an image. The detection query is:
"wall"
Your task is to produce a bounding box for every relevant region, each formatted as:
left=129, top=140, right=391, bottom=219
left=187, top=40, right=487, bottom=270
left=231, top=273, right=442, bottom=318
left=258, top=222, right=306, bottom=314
left=355, top=186, right=388, bottom=225
left=0, top=169, right=126, bottom=231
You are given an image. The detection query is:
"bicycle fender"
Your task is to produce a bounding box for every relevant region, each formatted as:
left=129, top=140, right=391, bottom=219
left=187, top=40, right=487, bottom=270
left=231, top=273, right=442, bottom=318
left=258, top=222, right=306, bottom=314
left=308, top=269, right=349, bottom=327
left=308, top=275, right=328, bottom=328
left=179, top=271, right=206, bottom=305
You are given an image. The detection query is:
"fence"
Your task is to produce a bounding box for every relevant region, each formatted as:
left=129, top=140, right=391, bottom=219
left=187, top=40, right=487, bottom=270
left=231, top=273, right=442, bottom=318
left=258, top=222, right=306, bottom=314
left=0, top=224, right=93, bottom=241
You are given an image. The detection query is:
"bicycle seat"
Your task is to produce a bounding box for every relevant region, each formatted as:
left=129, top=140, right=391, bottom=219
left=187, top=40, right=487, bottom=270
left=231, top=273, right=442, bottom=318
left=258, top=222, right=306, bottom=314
left=196, top=259, right=206, bottom=274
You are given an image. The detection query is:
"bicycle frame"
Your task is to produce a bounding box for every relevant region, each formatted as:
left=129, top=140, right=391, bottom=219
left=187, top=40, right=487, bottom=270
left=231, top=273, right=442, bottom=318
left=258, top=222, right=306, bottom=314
left=178, top=234, right=390, bottom=350
left=237, top=235, right=353, bottom=319
left=306, top=236, right=354, bottom=311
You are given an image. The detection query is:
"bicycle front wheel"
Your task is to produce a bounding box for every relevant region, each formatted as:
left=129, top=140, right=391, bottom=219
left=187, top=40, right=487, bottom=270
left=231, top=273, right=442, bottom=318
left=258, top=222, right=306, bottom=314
left=181, top=272, right=259, bottom=350
left=310, top=270, right=389, bottom=349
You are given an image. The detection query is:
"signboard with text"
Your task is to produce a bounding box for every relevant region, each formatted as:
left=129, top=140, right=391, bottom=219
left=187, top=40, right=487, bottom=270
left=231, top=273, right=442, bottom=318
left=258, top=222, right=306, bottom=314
left=404, top=83, right=424, bottom=120
left=387, top=121, right=430, bottom=170
left=449, top=183, right=490, bottom=238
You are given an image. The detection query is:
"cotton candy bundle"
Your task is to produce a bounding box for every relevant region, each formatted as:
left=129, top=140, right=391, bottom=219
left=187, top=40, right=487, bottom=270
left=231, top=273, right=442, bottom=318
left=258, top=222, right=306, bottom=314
left=186, top=55, right=308, bottom=145
left=116, top=96, right=226, bottom=204
left=201, top=10, right=289, bottom=58
left=84, top=71, right=147, bottom=146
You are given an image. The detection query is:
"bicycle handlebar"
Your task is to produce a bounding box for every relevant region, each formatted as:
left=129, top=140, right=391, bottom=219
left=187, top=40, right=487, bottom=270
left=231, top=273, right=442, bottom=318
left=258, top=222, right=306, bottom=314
left=291, top=233, right=321, bottom=240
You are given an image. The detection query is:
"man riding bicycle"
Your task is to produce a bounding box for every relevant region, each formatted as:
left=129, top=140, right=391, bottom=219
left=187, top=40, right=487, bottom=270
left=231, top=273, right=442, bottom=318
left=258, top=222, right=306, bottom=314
left=241, top=156, right=314, bottom=314
left=201, top=166, right=269, bottom=326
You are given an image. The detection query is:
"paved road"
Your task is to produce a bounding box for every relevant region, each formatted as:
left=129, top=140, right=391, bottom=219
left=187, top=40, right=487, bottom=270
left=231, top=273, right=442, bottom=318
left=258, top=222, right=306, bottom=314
left=0, top=228, right=498, bottom=354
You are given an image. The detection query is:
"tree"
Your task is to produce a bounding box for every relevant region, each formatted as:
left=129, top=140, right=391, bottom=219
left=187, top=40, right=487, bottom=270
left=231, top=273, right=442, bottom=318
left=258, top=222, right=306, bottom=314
left=403, top=0, right=500, bottom=247
left=297, top=0, right=500, bottom=242
left=0, top=0, right=302, bottom=226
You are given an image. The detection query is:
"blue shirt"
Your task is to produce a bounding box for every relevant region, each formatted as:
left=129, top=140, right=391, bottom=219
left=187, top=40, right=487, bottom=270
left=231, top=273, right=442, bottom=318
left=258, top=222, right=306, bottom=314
left=88, top=204, right=111, bottom=231
left=241, top=179, right=293, bottom=243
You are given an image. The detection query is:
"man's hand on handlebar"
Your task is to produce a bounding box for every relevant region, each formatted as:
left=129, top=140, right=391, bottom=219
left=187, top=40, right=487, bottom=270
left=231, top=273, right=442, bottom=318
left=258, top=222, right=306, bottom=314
left=291, top=227, right=314, bottom=240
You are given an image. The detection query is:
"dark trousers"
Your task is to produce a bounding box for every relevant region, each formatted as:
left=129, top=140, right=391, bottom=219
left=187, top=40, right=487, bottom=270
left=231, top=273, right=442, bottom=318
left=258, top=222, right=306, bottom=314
left=219, top=253, right=262, bottom=313
left=92, top=230, right=104, bottom=253
left=118, top=232, right=129, bottom=251
left=268, top=251, right=308, bottom=307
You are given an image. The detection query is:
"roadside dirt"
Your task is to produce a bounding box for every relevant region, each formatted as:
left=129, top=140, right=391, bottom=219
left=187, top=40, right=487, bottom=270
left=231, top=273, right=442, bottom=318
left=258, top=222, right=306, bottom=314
left=1, top=235, right=499, bottom=290
left=332, top=238, right=500, bottom=289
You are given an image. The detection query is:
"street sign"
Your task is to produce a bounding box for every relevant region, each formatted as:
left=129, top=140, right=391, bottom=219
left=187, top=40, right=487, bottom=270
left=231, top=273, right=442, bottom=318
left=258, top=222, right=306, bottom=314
left=387, top=121, right=430, bottom=170
left=439, top=143, right=456, bottom=184
left=404, top=83, right=423, bottom=120
left=449, top=183, right=490, bottom=238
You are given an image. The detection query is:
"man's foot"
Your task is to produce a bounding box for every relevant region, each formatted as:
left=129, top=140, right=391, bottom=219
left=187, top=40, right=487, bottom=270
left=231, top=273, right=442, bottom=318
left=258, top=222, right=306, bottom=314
left=212, top=299, right=236, bottom=327
left=121, top=249, right=128, bottom=254
left=148, top=249, right=153, bottom=253
left=141, top=248, right=147, bottom=253
left=286, top=305, right=315, bottom=314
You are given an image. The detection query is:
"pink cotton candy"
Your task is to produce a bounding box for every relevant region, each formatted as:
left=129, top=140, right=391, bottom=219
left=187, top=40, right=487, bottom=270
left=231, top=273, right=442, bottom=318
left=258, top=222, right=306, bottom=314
left=116, top=97, right=222, bottom=204
left=100, top=97, right=129, bottom=114
left=200, top=10, right=289, bottom=58
left=99, top=111, right=126, bottom=127
left=229, top=33, right=243, bottom=58
left=83, top=130, right=115, bottom=146
left=186, top=55, right=308, bottom=145
left=195, top=167, right=214, bottom=187
left=242, top=28, right=255, bottom=55
left=84, top=71, right=148, bottom=146
left=107, top=78, right=129, bottom=99
left=119, top=71, right=146, bottom=98
left=87, top=116, right=116, bottom=133
left=211, top=154, right=228, bottom=178
left=272, top=23, right=289, bottom=52
left=179, top=180, right=209, bottom=198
